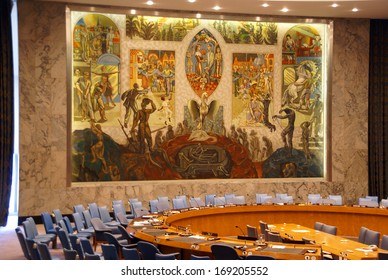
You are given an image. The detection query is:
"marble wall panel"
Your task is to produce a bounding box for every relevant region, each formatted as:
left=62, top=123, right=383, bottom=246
left=17, top=0, right=369, bottom=216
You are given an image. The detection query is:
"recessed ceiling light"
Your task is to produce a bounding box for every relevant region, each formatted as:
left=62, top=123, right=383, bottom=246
left=130, top=9, right=136, bottom=15
left=262, top=3, right=269, bottom=8
left=352, top=8, right=359, bottom=12
left=331, top=3, right=338, bottom=8
left=188, top=0, right=196, bottom=3
left=196, top=13, right=201, bottom=18
left=213, top=5, right=221, bottom=11
left=281, top=7, right=289, bottom=13
left=146, top=1, right=154, bottom=6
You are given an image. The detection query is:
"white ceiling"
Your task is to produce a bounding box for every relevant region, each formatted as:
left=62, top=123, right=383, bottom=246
left=41, top=0, right=388, bottom=19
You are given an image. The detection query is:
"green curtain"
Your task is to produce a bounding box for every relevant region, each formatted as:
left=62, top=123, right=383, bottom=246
left=0, top=0, right=14, bottom=226
left=368, top=19, right=388, bottom=200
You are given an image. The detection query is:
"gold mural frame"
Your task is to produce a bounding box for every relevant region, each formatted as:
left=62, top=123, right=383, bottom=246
left=66, top=5, right=333, bottom=187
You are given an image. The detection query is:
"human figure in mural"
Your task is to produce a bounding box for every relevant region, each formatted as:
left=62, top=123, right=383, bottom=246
left=92, top=66, right=119, bottom=107
left=300, top=121, right=312, bottom=160
left=262, top=92, right=276, bottom=132
left=73, top=68, right=82, bottom=116
left=162, top=63, right=174, bottom=97
left=214, top=46, right=222, bottom=78
left=76, top=71, right=94, bottom=122
left=92, top=85, right=107, bottom=123
left=131, top=98, right=156, bottom=154
left=249, top=130, right=260, bottom=162
left=106, top=26, right=115, bottom=54
left=284, top=34, right=296, bottom=51
left=194, top=44, right=205, bottom=76
left=261, top=136, right=273, bottom=161
left=206, top=43, right=215, bottom=77
left=90, top=122, right=108, bottom=173
left=309, top=93, right=323, bottom=138
left=79, top=24, right=90, bottom=61
left=121, top=83, right=147, bottom=128
left=309, top=35, right=321, bottom=56
left=153, top=130, right=164, bottom=150
left=282, top=162, right=297, bottom=177
left=273, top=108, right=296, bottom=152
left=158, top=95, right=172, bottom=125
left=247, top=95, right=263, bottom=124
left=186, top=50, right=193, bottom=74
left=165, top=125, right=175, bottom=141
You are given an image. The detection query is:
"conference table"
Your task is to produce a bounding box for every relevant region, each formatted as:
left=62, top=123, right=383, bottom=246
left=128, top=204, right=388, bottom=260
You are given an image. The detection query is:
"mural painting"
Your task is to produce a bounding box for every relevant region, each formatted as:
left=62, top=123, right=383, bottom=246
left=70, top=12, right=327, bottom=183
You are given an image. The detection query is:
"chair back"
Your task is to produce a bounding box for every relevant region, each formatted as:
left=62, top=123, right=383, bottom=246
left=63, top=216, right=75, bottom=234
left=190, top=254, right=210, bottom=260
left=224, top=193, right=236, bottom=204
left=22, top=220, right=36, bottom=239
left=113, top=203, right=124, bottom=221
left=233, top=196, right=246, bottom=205
left=84, top=253, right=101, bottom=260
left=73, top=204, right=85, bottom=218
left=25, top=238, right=40, bottom=260
left=98, top=206, right=113, bottom=223
left=116, top=212, right=129, bottom=227
left=37, top=243, right=52, bottom=260
left=103, top=232, right=121, bottom=256
left=117, top=225, right=137, bottom=244
left=52, top=209, right=64, bottom=225
left=72, top=212, right=86, bottom=232
left=214, top=196, right=226, bottom=206
left=321, top=224, right=337, bottom=235
left=130, top=201, right=142, bottom=216
left=259, top=221, right=269, bottom=241
left=41, top=212, right=56, bottom=234
left=137, top=241, right=161, bottom=260
left=358, top=226, right=368, bottom=243
left=314, top=221, right=324, bottom=231
left=364, top=228, right=380, bottom=246
left=358, top=197, right=379, bottom=207
left=211, top=244, right=240, bottom=260
left=56, top=226, right=72, bottom=250
left=155, top=253, right=177, bottom=260
left=256, top=194, right=272, bottom=204
left=157, top=200, right=171, bottom=212
left=15, top=227, right=31, bottom=260
left=134, top=207, right=150, bottom=218
left=380, top=199, right=388, bottom=208
left=149, top=199, right=159, bottom=213
left=205, top=194, right=216, bottom=206
left=80, top=238, right=95, bottom=255
left=267, top=231, right=283, bottom=242
left=69, top=234, right=84, bottom=260
left=307, top=194, right=322, bottom=204
left=63, top=248, right=77, bottom=260
left=190, top=197, right=205, bottom=207
left=247, top=225, right=258, bottom=239
left=88, top=202, right=100, bottom=219
left=172, top=198, right=187, bottom=210
left=26, top=217, right=39, bottom=237
left=101, top=244, right=119, bottom=260
left=328, top=195, right=343, bottom=205
left=380, top=235, right=388, bottom=250
left=122, top=247, right=140, bottom=260
left=366, top=196, right=379, bottom=202
left=82, top=210, right=93, bottom=228
left=175, top=195, right=189, bottom=208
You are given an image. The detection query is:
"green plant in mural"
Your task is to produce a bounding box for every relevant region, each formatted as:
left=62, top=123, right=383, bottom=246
left=139, top=19, right=158, bottom=40
left=264, top=23, right=278, bottom=45
left=126, top=16, right=140, bottom=39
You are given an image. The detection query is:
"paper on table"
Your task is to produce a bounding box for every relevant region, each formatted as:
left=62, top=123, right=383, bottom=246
left=355, top=248, right=373, bottom=253
left=271, top=245, right=286, bottom=249
left=291, top=229, right=310, bottom=233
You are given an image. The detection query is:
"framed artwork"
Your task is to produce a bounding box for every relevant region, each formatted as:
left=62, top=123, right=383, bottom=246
left=69, top=9, right=330, bottom=183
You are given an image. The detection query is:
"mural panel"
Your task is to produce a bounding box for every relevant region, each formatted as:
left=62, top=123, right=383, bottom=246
left=70, top=12, right=328, bottom=183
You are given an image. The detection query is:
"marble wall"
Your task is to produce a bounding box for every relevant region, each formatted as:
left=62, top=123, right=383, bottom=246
left=17, top=0, right=369, bottom=216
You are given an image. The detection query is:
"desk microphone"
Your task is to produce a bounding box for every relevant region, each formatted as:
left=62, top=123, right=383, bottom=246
left=235, top=225, right=247, bottom=249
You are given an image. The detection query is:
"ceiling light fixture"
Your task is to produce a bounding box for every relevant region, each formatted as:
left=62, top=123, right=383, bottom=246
left=213, top=5, right=221, bottom=11
left=188, top=0, right=196, bottom=3
left=281, top=7, right=289, bottom=13
left=130, top=9, right=136, bottom=15
left=331, top=3, right=338, bottom=8
left=352, top=8, right=359, bottom=12
left=146, top=1, right=154, bottom=6
left=196, top=13, right=201, bottom=18
left=262, top=3, right=269, bottom=8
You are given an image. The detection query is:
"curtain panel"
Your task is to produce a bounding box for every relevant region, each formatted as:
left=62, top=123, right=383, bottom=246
left=0, top=0, right=15, bottom=226
left=368, top=19, right=388, bottom=200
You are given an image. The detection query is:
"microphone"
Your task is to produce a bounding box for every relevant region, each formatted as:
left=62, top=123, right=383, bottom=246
left=235, top=225, right=247, bottom=249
